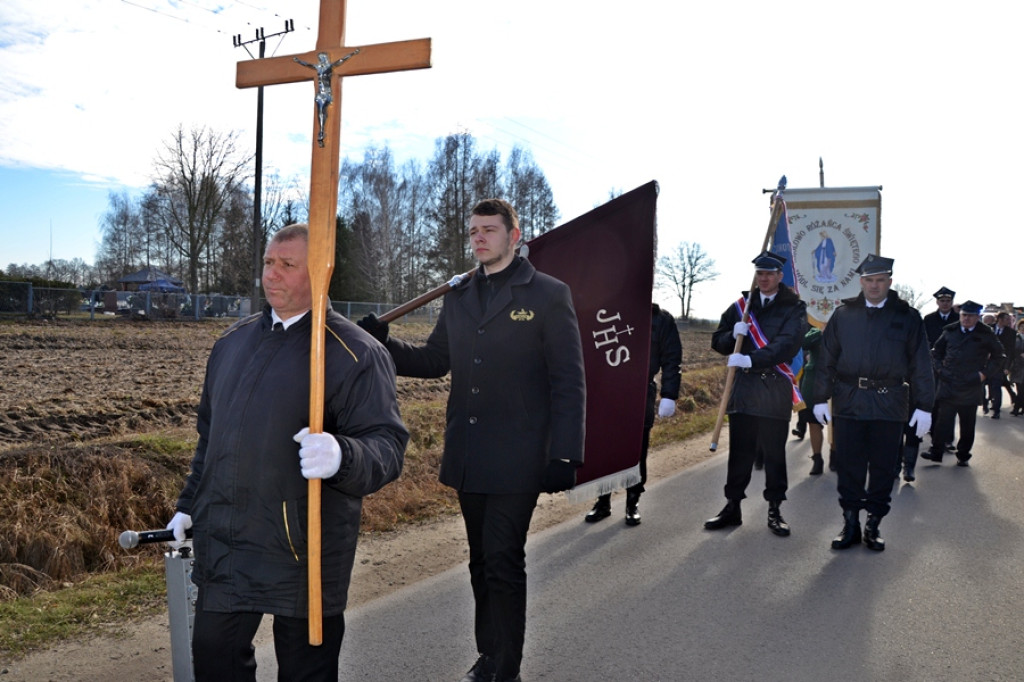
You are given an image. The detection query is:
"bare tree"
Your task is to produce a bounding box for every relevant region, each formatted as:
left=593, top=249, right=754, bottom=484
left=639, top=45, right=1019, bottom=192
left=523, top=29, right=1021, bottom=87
left=148, top=125, right=252, bottom=292
left=95, top=190, right=145, bottom=283
left=657, top=241, right=719, bottom=319
left=505, top=146, right=558, bottom=241
left=892, top=282, right=928, bottom=310
left=426, top=132, right=480, bottom=278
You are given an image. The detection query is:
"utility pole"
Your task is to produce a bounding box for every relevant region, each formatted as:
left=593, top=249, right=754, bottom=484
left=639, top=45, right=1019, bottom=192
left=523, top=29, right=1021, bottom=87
left=234, top=20, right=295, bottom=312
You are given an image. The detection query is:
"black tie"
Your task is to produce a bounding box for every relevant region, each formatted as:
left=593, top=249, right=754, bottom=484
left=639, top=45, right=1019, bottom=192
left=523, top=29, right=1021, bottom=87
left=273, top=322, right=284, bottom=332
left=763, top=297, right=772, bottom=307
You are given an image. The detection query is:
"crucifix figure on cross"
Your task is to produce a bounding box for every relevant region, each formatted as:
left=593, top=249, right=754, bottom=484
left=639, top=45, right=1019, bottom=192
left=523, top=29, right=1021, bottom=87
left=293, top=49, right=360, bottom=147
left=232, top=0, right=431, bottom=649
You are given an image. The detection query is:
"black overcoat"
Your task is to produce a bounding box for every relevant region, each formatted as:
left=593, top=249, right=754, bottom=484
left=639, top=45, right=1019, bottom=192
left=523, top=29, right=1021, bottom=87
left=386, top=258, right=586, bottom=494
left=815, top=291, right=935, bottom=422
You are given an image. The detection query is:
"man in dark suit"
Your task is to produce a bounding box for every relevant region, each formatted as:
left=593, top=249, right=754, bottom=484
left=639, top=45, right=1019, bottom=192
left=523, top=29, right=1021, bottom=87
left=991, top=311, right=1018, bottom=418
left=359, top=199, right=586, bottom=682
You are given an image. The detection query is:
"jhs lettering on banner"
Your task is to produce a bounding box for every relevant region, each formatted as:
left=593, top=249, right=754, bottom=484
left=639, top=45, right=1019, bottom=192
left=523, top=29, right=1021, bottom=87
left=592, top=309, right=634, bottom=367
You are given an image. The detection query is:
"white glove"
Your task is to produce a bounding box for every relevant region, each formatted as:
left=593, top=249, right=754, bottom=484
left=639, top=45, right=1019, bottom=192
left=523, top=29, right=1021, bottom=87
left=166, top=511, right=192, bottom=549
left=813, top=403, right=831, bottom=425
left=733, top=321, right=750, bottom=338
left=727, top=353, right=752, bottom=369
left=658, top=397, right=676, bottom=418
left=908, top=409, right=932, bottom=440
left=293, top=427, right=343, bottom=480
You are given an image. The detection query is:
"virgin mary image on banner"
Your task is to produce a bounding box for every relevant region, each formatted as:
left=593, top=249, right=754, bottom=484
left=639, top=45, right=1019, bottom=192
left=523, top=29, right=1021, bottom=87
left=813, top=231, right=837, bottom=283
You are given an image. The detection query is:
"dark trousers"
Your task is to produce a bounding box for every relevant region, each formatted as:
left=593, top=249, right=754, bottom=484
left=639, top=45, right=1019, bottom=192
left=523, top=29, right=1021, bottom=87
left=833, top=417, right=902, bottom=517
left=725, top=413, right=789, bottom=502
left=192, top=606, right=345, bottom=682
left=627, top=396, right=656, bottom=495
left=931, top=401, right=978, bottom=460
left=459, top=490, right=539, bottom=681
left=987, top=375, right=1004, bottom=413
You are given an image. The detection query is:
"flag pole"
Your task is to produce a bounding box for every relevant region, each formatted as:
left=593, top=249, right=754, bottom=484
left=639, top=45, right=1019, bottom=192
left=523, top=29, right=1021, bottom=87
left=377, top=269, right=475, bottom=324
left=709, top=177, right=787, bottom=452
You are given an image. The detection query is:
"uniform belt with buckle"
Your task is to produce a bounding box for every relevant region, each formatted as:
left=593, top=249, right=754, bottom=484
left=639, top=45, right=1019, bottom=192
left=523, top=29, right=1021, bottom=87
left=838, top=375, right=904, bottom=390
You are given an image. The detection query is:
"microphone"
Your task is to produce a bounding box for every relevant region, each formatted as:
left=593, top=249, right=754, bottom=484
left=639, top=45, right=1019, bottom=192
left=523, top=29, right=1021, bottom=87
left=119, top=527, right=193, bottom=549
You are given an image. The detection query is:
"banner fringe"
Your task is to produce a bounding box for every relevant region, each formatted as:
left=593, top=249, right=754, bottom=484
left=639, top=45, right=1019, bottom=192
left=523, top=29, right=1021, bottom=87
left=565, top=464, right=642, bottom=503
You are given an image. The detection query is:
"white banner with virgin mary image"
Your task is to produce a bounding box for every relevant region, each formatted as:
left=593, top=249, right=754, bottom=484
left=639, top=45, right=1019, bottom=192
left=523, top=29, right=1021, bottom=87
left=785, top=186, right=882, bottom=327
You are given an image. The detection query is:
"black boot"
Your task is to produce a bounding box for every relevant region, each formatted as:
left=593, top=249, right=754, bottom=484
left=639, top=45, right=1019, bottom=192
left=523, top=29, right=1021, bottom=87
left=863, top=514, right=885, bottom=551
left=584, top=494, right=612, bottom=523
left=704, top=500, right=742, bottom=530
left=767, top=500, right=790, bottom=536
left=831, top=509, right=861, bottom=550
left=902, top=445, right=918, bottom=482
left=809, top=453, right=824, bottom=475
left=625, top=491, right=642, bottom=526
left=828, top=448, right=837, bottom=472
left=460, top=654, right=496, bottom=682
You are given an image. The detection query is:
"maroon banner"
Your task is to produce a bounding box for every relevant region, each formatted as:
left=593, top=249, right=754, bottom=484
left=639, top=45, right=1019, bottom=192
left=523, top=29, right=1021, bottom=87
left=527, top=182, right=658, bottom=500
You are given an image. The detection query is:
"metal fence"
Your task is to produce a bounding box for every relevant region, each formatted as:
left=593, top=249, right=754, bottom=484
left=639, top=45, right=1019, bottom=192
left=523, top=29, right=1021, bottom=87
left=0, top=281, right=439, bottom=324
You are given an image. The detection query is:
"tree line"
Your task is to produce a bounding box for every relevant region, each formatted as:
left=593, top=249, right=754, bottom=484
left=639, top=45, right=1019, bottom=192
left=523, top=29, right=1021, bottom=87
left=2, top=126, right=559, bottom=305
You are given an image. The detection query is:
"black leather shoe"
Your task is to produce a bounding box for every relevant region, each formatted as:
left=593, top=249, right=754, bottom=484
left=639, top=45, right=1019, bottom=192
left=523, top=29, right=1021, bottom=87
left=767, top=501, right=790, bottom=536
left=809, top=454, right=824, bottom=475
left=624, top=492, right=641, bottom=526
left=956, top=457, right=970, bottom=467
left=753, top=455, right=764, bottom=471
left=831, top=509, right=861, bottom=550
left=992, top=412, right=1001, bottom=419
left=919, top=451, right=943, bottom=463
left=903, top=465, right=915, bottom=482
left=704, top=500, right=742, bottom=530
left=584, top=495, right=612, bottom=523
left=863, top=514, right=885, bottom=551
left=944, top=442, right=956, bottom=453
left=791, top=427, right=805, bottom=440
left=460, top=655, right=495, bottom=682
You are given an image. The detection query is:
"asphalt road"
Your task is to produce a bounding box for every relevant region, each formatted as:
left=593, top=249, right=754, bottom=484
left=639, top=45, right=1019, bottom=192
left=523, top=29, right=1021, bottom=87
left=262, top=413, right=1024, bottom=681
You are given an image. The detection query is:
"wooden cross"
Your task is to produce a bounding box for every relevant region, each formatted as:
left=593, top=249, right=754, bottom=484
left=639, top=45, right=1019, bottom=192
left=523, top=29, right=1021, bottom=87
left=235, top=0, right=431, bottom=645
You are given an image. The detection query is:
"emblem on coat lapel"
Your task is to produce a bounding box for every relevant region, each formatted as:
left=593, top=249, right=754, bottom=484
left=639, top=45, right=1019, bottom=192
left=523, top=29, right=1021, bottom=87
left=510, top=308, right=535, bottom=322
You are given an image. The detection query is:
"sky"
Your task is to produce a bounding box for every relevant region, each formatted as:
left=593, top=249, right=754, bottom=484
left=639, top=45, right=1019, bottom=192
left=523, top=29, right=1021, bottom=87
left=2, top=0, right=1022, bottom=320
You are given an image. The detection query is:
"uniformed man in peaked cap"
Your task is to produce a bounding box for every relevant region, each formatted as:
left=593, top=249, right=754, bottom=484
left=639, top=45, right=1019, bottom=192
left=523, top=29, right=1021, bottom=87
left=704, top=250, right=807, bottom=537
left=923, top=299, right=1004, bottom=468
left=923, top=287, right=957, bottom=346
left=813, top=254, right=934, bottom=551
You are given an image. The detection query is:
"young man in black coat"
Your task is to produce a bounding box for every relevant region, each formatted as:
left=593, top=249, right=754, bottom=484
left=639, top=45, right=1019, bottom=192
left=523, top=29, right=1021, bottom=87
left=813, top=255, right=934, bottom=551
left=359, top=199, right=586, bottom=682
left=704, top=251, right=807, bottom=537
left=922, top=300, right=1004, bottom=465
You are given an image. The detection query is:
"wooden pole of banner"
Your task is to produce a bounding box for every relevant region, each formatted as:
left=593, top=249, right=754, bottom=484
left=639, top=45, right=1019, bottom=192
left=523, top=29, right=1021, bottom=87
left=709, top=186, right=786, bottom=452
left=377, top=270, right=475, bottom=324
